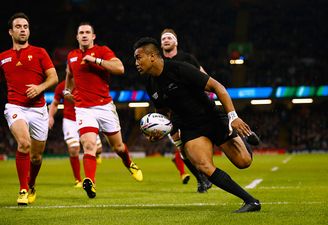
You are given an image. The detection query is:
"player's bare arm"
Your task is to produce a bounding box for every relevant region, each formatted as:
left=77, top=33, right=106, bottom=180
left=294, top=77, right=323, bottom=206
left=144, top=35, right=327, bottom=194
left=82, top=55, right=124, bottom=75
left=26, top=67, right=58, bottom=99
left=64, top=65, right=74, bottom=90
left=101, top=57, right=124, bottom=75
left=48, top=98, right=60, bottom=129
left=64, top=66, right=75, bottom=103
left=205, top=77, right=251, bottom=137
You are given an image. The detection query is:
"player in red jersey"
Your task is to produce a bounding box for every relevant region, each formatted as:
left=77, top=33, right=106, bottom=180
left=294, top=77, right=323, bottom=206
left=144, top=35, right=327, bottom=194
left=64, top=22, right=143, bottom=198
left=48, top=80, right=103, bottom=188
left=0, top=12, right=58, bottom=205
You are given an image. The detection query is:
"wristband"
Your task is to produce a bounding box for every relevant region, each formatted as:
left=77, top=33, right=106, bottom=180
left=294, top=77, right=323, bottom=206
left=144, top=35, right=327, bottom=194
left=228, top=111, right=238, bottom=135
left=173, top=139, right=183, bottom=148
left=62, top=88, right=71, bottom=96
left=168, top=134, right=183, bottom=148
left=228, top=111, right=238, bottom=122
left=95, top=58, right=103, bottom=65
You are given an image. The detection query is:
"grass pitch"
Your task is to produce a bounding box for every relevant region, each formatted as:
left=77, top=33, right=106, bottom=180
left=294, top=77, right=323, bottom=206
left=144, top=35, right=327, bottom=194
left=0, top=153, right=327, bottom=225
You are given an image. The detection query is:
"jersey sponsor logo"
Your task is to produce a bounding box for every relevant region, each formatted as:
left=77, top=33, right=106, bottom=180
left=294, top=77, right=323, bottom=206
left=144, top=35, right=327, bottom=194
left=152, top=92, right=159, bottom=99
left=70, top=57, right=78, bottom=63
left=0, top=57, right=12, bottom=65
left=12, top=114, right=17, bottom=119
left=16, top=61, right=23, bottom=66
left=28, top=55, right=33, bottom=61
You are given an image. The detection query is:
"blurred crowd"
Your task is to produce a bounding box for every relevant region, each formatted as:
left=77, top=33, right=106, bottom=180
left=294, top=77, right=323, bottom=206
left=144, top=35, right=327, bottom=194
left=240, top=103, right=328, bottom=152
left=1, top=101, right=327, bottom=156
left=245, top=1, right=327, bottom=87
left=1, top=0, right=327, bottom=156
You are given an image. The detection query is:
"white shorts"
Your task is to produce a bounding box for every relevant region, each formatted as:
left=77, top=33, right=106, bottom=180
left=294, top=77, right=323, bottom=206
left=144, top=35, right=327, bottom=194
left=4, top=103, right=49, bottom=141
left=62, top=118, right=80, bottom=147
left=75, top=102, right=121, bottom=134
left=63, top=118, right=102, bottom=148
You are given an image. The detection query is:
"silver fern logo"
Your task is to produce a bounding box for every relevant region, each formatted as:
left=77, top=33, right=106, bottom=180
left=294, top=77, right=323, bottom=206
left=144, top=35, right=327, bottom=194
left=152, top=92, right=159, bottom=99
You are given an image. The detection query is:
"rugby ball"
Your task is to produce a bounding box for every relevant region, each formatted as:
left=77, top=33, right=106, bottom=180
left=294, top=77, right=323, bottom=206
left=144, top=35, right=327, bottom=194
left=140, top=113, right=173, bottom=141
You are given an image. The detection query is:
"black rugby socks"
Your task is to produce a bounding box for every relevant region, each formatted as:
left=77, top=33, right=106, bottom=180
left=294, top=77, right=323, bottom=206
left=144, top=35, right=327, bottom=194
left=208, top=168, right=256, bottom=203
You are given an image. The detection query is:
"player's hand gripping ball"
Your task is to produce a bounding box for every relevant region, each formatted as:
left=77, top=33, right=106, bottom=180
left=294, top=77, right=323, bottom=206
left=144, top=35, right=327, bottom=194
left=140, top=113, right=173, bottom=142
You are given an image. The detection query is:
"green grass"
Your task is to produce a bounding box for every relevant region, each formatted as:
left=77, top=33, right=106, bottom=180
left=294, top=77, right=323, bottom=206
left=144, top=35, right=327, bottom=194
left=0, top=153, right=327, bottom=225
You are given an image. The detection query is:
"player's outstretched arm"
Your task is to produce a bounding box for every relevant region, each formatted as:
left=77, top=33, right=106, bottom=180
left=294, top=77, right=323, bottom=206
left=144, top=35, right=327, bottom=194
left=205, top=77, right=235, bottom=113
left=205, top=77, right=252, bottom=137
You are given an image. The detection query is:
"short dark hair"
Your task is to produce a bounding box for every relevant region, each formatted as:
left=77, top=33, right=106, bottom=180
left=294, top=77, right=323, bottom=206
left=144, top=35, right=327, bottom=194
left=133, top=37, right=161, bottom=56
left=77, top=22, right=95, bottom=34
left=8, top=12, right=29, bottom=29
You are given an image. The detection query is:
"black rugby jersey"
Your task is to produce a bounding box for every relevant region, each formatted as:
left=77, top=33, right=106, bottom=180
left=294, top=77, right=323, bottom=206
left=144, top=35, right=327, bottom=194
left=145, top=60, right=217, bottom=128
left=164, top=51, right=201, bottom=69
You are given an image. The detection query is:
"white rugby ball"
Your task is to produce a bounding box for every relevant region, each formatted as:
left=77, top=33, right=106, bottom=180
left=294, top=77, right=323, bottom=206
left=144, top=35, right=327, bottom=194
left=140, top=113, right=173, bottom=140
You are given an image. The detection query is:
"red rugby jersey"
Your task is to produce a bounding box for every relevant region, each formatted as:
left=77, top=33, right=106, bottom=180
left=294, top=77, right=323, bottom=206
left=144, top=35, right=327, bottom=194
left=67, top=45, right=116, bottom=107
left=54, top=80, right=76, bottom=121
left=0, top=45, right=54, bottom=107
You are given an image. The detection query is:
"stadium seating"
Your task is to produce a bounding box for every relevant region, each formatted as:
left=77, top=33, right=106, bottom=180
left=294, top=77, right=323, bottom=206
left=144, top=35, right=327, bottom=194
left=0, top=0, right=327, bottom=156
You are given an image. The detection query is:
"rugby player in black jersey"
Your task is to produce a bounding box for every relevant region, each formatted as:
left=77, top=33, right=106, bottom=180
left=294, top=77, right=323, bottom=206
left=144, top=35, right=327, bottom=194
left=133, top=37, right=261, bottom=213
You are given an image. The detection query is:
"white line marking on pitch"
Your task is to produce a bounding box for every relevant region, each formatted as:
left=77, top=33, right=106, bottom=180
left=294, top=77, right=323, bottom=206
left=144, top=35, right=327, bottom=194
left=2, top=201, right=324, bottom=209
left=259, top=186, right=300, bottom=189
left=283, top=156, right=292, bottom=164
left=245, top=179, right=263, bottom=189
left=271, top=166, right=279, bottom=171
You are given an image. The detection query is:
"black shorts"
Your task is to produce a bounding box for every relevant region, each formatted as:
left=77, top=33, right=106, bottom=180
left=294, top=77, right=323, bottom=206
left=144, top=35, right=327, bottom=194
left=180, top=111, right=237, bottom=146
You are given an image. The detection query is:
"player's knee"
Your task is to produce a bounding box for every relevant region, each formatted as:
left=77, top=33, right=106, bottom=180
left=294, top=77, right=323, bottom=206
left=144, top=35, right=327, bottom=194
left=195, top=161, right=214, bottom=177
left=68, top=146, right=80, bottom=157
left=31, top=155, right=42, bottom=165
left=235, top=157, right=252, bottom=169
left=82, top=141, right=97, bottom=152
left=112, top=142, right=125, bottom=153
left=17, top=138, right=31, bottom=152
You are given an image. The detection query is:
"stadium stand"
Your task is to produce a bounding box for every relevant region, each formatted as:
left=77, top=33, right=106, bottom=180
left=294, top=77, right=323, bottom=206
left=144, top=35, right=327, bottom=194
left=1, top=0, right=327, bottom=157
